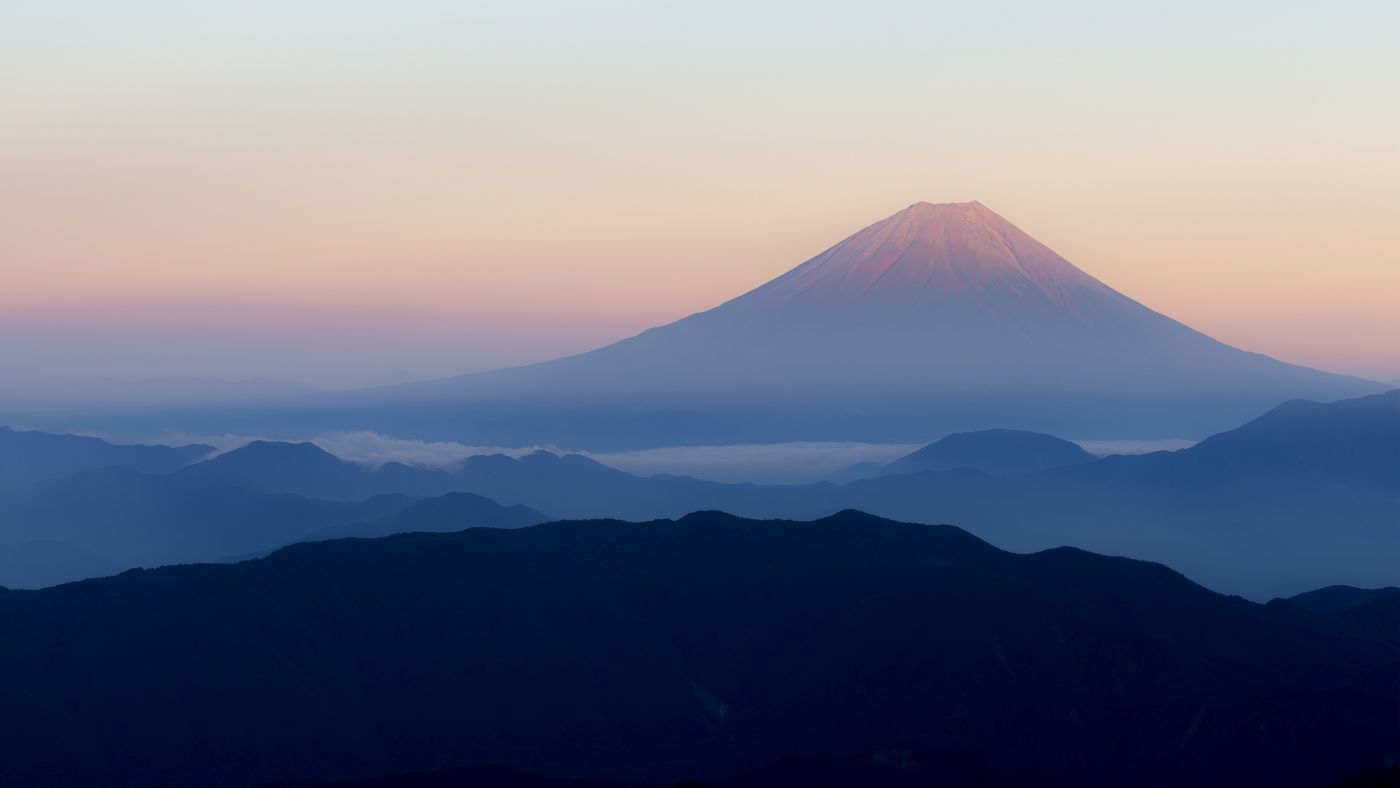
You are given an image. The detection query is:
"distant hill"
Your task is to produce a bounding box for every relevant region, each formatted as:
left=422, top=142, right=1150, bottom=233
left=0, top=511, right=1393, bottom=787
left=0, top=456, right=549, bottom=588
left=172, top=440, right=466, bottom=501
left=1072, top=388, right=1400, bottom=492
left=0, top=468, right=416, bottom=583
left=0, top=426, right=211, bottom=495
left=872, top=428, right=1095, bottom=478
left=0, top=540, right=120, bottom=590
left=1287, top=585, right=1400, bottom=613
left=295, top=492, right=548, bottom=543
left=173, top=442, right=762, bottom=517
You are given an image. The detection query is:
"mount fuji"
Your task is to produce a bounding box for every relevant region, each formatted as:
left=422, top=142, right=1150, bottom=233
left=91, top=202, right=1382, bottom=449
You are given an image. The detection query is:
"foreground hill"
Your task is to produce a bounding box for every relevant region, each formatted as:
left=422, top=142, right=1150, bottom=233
left=1287, top=585, right=1400, bottom=613
left=0, top=511, right=1393, bottom=787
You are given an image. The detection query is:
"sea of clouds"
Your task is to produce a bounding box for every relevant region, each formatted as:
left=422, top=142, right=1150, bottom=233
left=146, top=430, right=1197, bottom=485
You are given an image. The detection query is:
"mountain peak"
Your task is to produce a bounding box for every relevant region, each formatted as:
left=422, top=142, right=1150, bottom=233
left=734, top=201, right=1113, bottom=311
left=896, top=199, right=988, bottom=215
left=883, top=200, right=1002, bottom=231
left=179, top=440, right=344, bottom=476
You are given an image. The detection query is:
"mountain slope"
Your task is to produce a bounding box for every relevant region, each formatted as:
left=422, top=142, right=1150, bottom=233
left=1151, top=388, right=1400, bottom=490
left=0, top=511, right=1392, bottom=787
left=283, top=201, right=1381, bottom=448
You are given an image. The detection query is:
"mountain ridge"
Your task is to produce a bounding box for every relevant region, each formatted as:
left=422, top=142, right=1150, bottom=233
left=725, top=201, right=1128, bottom=312
left=37, top=389, right=1383, bottom=597
left=0, top=510, right=1392, bottom=787
left=0, top=426, right=213, bottom=494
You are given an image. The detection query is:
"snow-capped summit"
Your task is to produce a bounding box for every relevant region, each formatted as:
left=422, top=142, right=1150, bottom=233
left=735, top=201, right=1107, bottom=309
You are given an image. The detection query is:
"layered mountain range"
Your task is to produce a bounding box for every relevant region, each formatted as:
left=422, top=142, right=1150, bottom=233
left=2, top=390, right=1395, bottom=596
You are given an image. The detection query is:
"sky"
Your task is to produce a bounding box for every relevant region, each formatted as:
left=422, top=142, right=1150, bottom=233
left=3, top=1, right=1398, bottom=388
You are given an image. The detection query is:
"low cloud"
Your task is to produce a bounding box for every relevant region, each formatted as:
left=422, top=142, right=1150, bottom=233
left=107, top=427, right=1198, bottom=482
left=305, top=434, right=923, bottom=482
left=309, top=432, right=550, bottom=469
left=153, top=430, right=553, bottom=469
left=158, top=431, right=922, bottom=483
left=585, top=442, right=923, bottom=484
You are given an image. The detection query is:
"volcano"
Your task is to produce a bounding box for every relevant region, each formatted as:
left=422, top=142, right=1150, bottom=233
left=290, top=202, right=1382, bottom=447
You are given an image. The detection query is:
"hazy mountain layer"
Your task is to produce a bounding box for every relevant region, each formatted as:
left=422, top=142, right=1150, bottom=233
left=145, top=391, right=1398, bottom=596
left=0, top=426, right=211, bottom=495
left=0, top=453, right=546, bottom=588
left=2, top=391, right=1393, bottom=595
left=0, top=468, right=415, bottom=579
left=295, top=492, right=548, bottom=543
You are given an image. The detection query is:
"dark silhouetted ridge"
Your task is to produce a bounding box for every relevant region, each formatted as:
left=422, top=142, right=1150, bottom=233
left=1287, top=585, right=1400, bottom=613
left=0, top=511, right=1392, bottom=787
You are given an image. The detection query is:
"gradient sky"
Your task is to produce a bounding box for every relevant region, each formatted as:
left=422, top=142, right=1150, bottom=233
left=3, top=1, right=1397, bottom=387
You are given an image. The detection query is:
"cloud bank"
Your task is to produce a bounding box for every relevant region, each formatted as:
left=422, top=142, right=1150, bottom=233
left=149, top=431, right=1197, bottom=484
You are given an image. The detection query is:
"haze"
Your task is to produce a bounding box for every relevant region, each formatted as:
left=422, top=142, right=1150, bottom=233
left=3, top=1, right=1398, bottom=387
